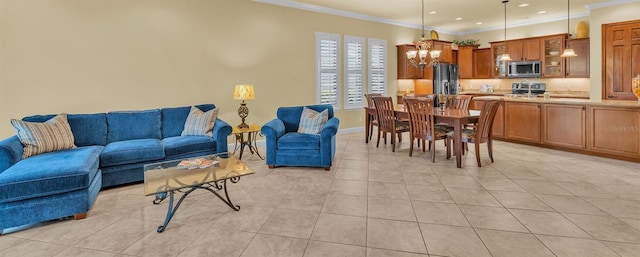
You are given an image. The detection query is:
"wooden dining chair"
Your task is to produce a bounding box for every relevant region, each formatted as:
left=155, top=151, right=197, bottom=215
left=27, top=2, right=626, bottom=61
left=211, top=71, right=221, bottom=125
left=451, top=99, right=503, bottom=167
left=372, top=96, right=409, bottom=152
left=403, top=97, right=453, bottom=161
left=446, top=94, right=473, bottom=110
left=365, top=93, right=382, bottom=143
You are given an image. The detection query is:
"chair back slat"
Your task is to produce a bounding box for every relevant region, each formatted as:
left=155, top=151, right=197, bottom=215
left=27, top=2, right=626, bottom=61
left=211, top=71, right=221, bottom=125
left=372, top=96, right=397, bottom=133
left=365, top=93, right=382, bottom=108
left=474, top=99, right=503, bottom=143
left=446, top=95, right=473, bottom=110
left=403, top=97, right=436, bottom=141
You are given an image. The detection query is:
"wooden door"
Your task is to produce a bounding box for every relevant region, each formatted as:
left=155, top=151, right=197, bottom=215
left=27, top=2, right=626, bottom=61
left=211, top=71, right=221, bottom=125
left=542, top=104, right=586, bottom=149
left=473, top=48, right=492, bottom=79
left=505, top=102, right=541, bottom=143
left=603, top=20, right=640, bottom=100
left=507, top=40, right=523, bottom=61
left=566, top=38, right=590, bottom=78
left=397, top=44, right=421, bottom=79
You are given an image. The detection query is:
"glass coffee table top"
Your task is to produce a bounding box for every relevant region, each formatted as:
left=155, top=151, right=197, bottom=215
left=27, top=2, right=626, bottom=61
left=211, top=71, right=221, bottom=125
left=143, top=153, right=254, bottom=196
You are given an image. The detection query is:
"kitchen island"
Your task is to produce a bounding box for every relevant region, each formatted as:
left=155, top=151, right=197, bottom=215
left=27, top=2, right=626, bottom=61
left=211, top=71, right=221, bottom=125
left=473, top=96, right=640, bottom=162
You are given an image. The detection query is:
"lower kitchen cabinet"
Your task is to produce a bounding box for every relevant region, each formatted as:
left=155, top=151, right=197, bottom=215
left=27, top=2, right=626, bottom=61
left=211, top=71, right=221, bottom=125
left=542, top=104, right=587, bottom=149
left=589, top=106, right=640, bottom=157
left=505, top=102, right=541, bottom=143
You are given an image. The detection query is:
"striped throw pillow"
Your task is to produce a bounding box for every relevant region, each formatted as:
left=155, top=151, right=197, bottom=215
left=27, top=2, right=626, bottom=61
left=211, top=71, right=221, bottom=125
left=297, top=107, right=328, bottom=134
left=181, top=106, right=218, bottom=136
left=11, top=113, right=76, bottom=159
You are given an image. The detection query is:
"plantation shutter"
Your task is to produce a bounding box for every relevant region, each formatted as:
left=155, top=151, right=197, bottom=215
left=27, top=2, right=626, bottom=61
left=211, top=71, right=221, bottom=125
left=344, top=36, right=365, bottom=109
left=368, top=39, right=387, bottom=95
left=316, top=32, right=340, bottom=109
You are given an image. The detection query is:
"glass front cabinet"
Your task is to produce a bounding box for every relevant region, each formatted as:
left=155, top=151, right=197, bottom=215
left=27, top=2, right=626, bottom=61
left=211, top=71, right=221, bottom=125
left=491, top=42, right=508, bottom=78
left=542, top=35, right=566, bottom=78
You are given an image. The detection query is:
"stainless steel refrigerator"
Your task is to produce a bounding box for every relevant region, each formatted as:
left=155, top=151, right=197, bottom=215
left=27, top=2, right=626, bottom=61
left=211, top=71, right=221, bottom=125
left=433, top=64, right=459, bottom=107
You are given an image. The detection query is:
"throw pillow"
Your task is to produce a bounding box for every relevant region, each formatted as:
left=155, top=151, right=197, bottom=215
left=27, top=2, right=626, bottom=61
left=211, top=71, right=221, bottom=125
left=297, top=107, right=329, bottom=134
left=181, top=106, right=218, bottom=136
left=10, top=113, right=76, bottom=159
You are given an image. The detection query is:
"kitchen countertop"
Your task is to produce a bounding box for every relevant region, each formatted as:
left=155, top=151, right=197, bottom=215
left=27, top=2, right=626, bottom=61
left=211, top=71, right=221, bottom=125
left=460, top=90, right=590, bottom=99
left=473, top=95, right=640, bottom=108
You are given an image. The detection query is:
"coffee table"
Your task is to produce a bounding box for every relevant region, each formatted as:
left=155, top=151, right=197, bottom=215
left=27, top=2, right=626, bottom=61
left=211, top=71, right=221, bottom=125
left=143, top=153, right=254, bottom=232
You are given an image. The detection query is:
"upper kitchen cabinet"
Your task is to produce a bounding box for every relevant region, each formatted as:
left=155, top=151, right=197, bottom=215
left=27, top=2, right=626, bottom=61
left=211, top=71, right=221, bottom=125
left=542, top=34, right=566, bottom=78
left=565, top=38, right=590, bottom=78
left=603, top=20, right=640, bottom=100
left=473, top=48, right=492, bottom=79
left=397, top=44, right=422, bottom=79
left=397, top=40, right=453, bottom=80
left=490, top=42, right=507, bottom=78
left=507, top=38, right=541, bottom=61
left=457, top=45, right=479, bottom=79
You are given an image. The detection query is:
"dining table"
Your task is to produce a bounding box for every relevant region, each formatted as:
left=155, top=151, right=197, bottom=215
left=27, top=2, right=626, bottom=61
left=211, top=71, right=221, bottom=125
left=365, top=105, right=481, bottom=168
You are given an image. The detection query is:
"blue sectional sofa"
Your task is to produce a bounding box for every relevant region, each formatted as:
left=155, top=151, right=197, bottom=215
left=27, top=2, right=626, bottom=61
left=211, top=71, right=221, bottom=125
left=0, top=104, right=231, bottom=233
left=261, top=104, right=339, bottom=170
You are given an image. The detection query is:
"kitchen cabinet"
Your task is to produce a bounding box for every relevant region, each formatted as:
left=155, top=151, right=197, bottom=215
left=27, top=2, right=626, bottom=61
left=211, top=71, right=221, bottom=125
left=505, top=101, right=541, bottom=143
left=542, top=35, right=566, bottom=78
left=565, top=38, right=590, bottom=78
left=397, top=40, right=453, bottom=79
left=397, top=44, right=422, bottom=79
left=603, top=20, right=640, bottom=100
left=589, top=106, right=640, bottom=157
left=542, top=104, right=587, bottom=149
left=507, top=38, right=541, bottom=61
left=490, top=42, right=507, bottom=78
left=473, top=48, right=492, bottom=79
left=457, top=45, right=478, bottom=79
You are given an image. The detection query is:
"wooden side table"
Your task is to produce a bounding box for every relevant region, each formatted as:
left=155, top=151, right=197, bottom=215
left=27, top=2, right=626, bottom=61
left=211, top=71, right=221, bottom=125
left=232, top=124, right=263, bottom=160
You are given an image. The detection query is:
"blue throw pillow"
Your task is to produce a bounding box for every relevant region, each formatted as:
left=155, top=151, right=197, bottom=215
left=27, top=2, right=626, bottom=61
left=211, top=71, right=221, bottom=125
left=297, top=107, right=328, bottom=134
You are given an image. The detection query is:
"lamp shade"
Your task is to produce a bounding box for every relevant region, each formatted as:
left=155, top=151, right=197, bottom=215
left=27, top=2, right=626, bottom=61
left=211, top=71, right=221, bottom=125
left=232, top=84, right=255, bottom=101
left=560, top=48, right=577, bottom=57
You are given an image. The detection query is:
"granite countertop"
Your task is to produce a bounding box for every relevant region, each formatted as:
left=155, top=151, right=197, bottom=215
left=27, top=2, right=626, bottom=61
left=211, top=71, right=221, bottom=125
left=460, top=90, right=590, bottom=99
left=473, top=95, right=640, bottom=108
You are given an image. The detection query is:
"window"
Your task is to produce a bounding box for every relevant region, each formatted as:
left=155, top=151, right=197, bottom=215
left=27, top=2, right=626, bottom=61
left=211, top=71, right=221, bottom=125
left=368, top=39, right=387, bottom=95
left=344, top=36, right=365, bottom=110
left=316, top=32, right=340, bottom=109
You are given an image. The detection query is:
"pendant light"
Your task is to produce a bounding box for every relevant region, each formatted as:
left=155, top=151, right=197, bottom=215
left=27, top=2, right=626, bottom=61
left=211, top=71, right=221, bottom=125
left=407, top=0, right=439, bottom=69
left=499, top=0, right=512, bottom=61
left=561, top=0, right=577, bottom=57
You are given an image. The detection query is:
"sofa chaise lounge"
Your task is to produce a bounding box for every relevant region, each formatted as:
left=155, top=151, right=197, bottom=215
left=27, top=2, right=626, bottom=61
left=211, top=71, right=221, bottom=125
left=0, top=104, right=231, bottom=233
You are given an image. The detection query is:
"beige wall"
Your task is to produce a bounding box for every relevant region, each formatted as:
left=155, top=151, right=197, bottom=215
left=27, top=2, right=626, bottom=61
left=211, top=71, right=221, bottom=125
left=0, top=0, right=451, bottom=138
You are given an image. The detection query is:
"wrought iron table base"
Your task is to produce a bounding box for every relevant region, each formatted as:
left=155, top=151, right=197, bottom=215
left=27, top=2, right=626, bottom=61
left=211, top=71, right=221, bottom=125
left=153, top=177, right=241, bottom=233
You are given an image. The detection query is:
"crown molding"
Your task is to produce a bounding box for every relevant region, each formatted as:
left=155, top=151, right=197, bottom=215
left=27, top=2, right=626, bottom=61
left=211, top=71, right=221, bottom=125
left=253, top=0, right=457, bottom=35
left=586, top=0, right=640, bottom=9
left=255, top=0, right=637, bottom=36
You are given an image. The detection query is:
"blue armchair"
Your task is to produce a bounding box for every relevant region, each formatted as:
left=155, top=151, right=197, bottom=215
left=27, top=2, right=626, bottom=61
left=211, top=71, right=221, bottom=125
left=261, top=105, right=339, bottom=170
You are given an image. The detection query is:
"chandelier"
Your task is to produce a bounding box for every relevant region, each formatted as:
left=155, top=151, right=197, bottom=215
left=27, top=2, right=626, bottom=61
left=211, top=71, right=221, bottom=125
left=499, top=0, right=512, bottom=61
left=406, top=0, right=440, bottom=69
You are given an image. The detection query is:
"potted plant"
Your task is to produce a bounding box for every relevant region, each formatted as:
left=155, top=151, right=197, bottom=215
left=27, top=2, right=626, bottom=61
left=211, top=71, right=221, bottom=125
left=452, top=39, right=480, bottom=48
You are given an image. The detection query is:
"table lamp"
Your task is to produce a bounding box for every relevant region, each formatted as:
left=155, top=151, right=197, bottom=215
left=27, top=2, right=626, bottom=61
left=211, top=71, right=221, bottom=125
left=232, top=84, right=255, bottom=129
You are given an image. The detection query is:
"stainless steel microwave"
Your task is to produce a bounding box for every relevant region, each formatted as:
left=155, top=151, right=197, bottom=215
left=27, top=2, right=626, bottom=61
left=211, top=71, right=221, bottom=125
left=508, top=60, right=541, bottom=78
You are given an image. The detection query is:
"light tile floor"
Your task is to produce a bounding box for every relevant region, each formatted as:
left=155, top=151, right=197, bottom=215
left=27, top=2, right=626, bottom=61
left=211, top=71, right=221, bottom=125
left=2, top=132, right=640, bottom=257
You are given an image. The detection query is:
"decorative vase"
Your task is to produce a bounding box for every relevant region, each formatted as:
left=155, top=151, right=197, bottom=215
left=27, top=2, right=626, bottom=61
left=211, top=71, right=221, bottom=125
left=575, top=21, right=588, bottom=39
left=633, top=75, right=640, bottom=102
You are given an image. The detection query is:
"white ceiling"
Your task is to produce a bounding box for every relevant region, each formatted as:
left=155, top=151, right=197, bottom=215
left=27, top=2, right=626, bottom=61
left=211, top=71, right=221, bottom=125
left=255, top=0, right=637, bottom=35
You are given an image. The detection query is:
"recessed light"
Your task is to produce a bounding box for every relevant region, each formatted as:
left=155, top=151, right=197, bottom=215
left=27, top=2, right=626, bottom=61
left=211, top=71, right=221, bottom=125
left=537, top=10, right=547, bottom=14
left=476, top=22, right=483, bottom=25
left=429, top=11, right=437, bottom=14
left=518, top=3, right=530, bottom=7
left=455, top=17, right=463, bottom=21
